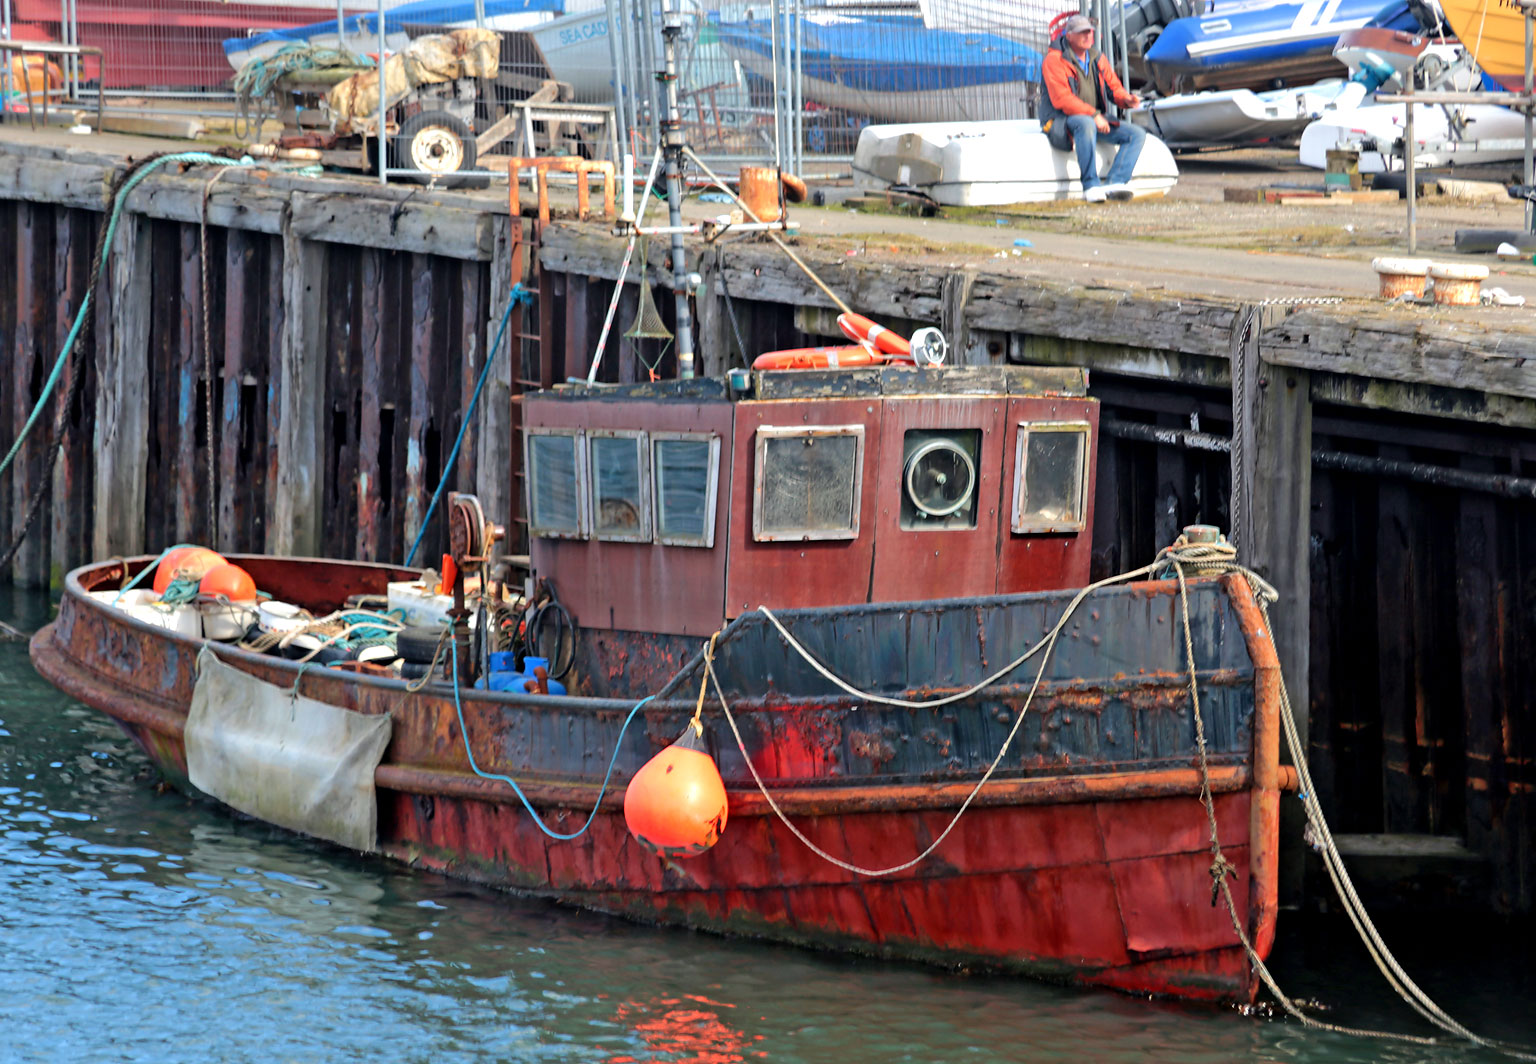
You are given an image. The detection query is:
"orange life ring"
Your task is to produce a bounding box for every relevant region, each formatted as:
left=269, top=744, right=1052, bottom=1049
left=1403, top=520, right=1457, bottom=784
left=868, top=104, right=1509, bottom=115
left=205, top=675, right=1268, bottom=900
left=837, top=313, right=911, bottom=358
left=752, top=344, right=881, bottom=370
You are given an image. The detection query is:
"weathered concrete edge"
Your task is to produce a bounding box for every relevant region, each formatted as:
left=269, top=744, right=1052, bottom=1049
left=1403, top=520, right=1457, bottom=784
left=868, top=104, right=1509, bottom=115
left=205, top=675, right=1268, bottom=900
left=538, top=221, right=1536, bottom=407
left=0, top=139, right=504, bottom=260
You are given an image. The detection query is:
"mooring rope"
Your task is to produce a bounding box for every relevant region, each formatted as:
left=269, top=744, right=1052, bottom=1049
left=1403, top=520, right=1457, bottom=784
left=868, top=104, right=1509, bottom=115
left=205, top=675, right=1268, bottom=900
left=695, top=539, right=1536, bottom=1058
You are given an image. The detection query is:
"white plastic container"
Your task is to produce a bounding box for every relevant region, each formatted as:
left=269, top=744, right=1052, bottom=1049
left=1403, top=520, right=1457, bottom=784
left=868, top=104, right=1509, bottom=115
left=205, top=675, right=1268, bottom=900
left=88, top=590, right=202, bottom=637
left=200, top=600, right=259, bottom=641
left=258, top=600, right=310, bottom=634
left=387, top=580, right=457, bottom=628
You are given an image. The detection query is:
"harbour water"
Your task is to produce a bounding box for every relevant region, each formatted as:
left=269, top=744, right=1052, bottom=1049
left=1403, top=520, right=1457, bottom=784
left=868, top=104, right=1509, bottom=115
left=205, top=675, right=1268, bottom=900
left=1, top=587, right=1531, bottom=1064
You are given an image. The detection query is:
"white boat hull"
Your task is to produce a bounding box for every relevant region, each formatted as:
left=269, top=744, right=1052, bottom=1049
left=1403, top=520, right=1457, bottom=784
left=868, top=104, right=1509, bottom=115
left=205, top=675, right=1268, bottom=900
left=1131, top=80, right=1366, bottom=148
left=1300, top=100, right=1531, bottom=171
left=730, top=50, right=1032, bottom=124
left=853, top=119, right=1179, bottom=205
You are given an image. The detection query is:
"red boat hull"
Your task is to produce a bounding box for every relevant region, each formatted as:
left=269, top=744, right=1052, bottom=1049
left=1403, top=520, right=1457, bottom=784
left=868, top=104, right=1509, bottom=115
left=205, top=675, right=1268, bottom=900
left=31, top=555, right=1284, bottom=1003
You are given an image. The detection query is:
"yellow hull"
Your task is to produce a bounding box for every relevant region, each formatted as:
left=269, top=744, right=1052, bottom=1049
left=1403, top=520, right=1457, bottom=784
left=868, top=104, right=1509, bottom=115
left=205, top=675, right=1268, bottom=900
left=1440, top=0, right=1535, bottom=90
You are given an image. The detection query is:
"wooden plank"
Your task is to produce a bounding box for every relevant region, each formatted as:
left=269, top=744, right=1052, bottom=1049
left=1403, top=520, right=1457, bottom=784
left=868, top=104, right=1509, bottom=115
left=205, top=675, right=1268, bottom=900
left=217, top=228, right=252, bottom=553
left=50, top=207, right=91, bottom=583
left=92, top=211, right=151, bottom=559
left=1375, top=444, right=1421, bottom=832
left=356, top=247, right=387, bottom=561
left=477, top=215, right=515, bottom=539
left=564, top=272, right=591, bottom=381
left=176, top=224, right=204, bottom=543
left=404, top=253, right=436, bottom=556
left=141, top=220, right=178, bottom=555
left=289, top=191, right=494, bottom=261
left=10, top=201, right=47, bottom=587
left=1455, top=455, right=1503, bottom=863
left=270, top=212, right=328, bottom=557
left=1244, top=307, right=1312, bottom=903
left=695, top=247, right=729, bottom=379
left=455, top=258, right=485, bottom=496
left=263, top=231, right=285, bottom=552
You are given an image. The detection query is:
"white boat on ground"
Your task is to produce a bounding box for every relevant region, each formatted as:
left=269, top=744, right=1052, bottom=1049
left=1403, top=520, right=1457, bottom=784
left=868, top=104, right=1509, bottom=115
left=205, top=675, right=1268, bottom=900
left=852, top=119, right=1179, bottom=205
left=1299, top=97, right=1531, bottom=170
left=1130, top=79, right=1367, bottom=148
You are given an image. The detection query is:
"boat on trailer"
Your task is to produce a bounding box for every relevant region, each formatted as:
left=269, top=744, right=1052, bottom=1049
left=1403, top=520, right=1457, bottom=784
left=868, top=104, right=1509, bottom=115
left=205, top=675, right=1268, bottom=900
left=31, top=364, right=1289, bottom=1003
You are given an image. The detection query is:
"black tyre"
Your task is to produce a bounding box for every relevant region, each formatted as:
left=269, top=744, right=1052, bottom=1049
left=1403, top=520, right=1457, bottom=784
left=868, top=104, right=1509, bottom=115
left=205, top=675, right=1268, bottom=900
left=389, top=111, right=479, bottom=188
left=395, top=624, right=449, bottom=664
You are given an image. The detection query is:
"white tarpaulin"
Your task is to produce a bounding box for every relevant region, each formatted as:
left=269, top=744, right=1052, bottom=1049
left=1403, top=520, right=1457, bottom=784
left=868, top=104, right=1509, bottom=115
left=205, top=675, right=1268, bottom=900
left=329, top=28, right=501, bottom=126
left=185, top=648, right=393, bottom=853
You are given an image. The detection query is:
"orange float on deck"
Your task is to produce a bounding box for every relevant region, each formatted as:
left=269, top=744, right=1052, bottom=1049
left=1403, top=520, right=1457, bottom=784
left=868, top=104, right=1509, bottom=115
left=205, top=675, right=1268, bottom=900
left=837, top=312, right=911, bottom=358
left=752, top=344, right=882, bottom=371
left=623, top=726, right=729, bottom=858
left=198, top=563, right=257, bottom=602
left=153, top=547, right=227, bottom=595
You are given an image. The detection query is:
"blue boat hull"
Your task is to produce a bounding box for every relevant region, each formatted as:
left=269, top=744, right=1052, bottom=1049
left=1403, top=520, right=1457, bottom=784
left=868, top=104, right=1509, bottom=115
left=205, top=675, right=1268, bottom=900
left=1143, top=0, right=1421, bottom=94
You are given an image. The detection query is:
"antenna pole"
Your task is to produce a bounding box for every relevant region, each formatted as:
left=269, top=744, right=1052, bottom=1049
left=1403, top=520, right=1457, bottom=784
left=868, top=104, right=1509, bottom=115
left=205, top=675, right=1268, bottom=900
left=658, top=0, right=696, bottom=378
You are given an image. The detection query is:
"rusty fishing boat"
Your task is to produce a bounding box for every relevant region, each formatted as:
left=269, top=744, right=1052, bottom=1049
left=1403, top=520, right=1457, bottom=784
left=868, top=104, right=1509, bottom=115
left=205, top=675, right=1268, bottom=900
left=31, top=363, right=1290, bottom=1003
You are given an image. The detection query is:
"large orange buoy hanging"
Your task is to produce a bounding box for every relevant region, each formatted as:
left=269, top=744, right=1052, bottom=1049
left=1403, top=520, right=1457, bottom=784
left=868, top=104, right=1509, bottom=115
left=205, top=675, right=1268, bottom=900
left=198, top=562, right=257, bottom=602
left=623, top=723, right=729, bottom=859
left=837, top=312, right=912, bottom=358
left=153, top=546, right=228, bottom=595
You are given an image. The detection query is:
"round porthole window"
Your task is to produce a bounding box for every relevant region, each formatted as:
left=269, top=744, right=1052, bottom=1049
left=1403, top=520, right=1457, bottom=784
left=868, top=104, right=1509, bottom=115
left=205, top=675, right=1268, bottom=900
left=903, top=439, right=976, bottom=518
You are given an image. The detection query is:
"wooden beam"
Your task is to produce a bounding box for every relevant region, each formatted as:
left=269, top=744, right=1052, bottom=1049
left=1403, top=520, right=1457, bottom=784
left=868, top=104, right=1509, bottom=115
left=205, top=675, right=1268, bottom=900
left=217, top=228, right=252, bottom=553
left=50, top=207, right=90, bottom=584
left=357, top=248, right=386, bottom=561
left=270, top=211, right=328, bottom=557
left=404, top=253, right=436, bottom=556
left=1236, top=303, right=1312, bottom=906
left=92, top=211, right=151, bottom=559
left=10, top=201, right=47, bottom=587
left=475, top=216, right=515, bottom=540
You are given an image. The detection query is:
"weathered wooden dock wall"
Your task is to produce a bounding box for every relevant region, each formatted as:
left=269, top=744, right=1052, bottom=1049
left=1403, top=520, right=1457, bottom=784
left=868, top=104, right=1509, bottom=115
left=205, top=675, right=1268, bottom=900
left=540, top=227, right=1536, bottom=914
left=0, top=142, right=521, bottom=583
left=1, top=137, right=1531, bottom=914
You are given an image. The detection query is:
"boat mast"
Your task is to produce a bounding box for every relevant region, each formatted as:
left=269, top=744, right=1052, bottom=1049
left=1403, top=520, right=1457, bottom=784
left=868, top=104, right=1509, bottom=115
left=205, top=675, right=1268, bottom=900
left=657, top=0, right=696, bottom=378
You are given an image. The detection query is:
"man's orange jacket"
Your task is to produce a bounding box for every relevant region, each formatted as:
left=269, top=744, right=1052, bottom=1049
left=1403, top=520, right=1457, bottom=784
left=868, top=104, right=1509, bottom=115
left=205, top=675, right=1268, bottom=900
left=1040, top=48, right=1135, bottom=118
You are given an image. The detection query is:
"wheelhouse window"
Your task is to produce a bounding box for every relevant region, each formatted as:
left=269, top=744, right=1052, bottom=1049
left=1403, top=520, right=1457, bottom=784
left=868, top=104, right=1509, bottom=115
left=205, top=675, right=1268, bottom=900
left=1012, top=421, right=1090, bottom=534
left=652, top=433, right=720, bottom=547
left=527, top=430, right=586, bottom=539
left=753, top=425, right=864, bottom=542
left=589, top=430, right=650, bottom=542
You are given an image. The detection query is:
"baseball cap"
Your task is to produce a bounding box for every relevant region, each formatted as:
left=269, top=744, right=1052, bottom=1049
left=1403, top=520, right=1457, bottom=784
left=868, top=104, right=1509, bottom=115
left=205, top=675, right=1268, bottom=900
left=1062, top=14, right=1095, bottom=33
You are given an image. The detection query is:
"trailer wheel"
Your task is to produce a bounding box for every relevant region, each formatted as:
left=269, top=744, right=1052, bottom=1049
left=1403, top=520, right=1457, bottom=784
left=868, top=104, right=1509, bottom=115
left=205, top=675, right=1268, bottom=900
left=391, top=111, right=481, bottom=187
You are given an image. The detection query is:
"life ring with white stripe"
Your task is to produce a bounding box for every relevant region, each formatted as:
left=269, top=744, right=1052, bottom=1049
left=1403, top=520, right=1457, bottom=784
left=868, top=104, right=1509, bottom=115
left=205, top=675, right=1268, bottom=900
left=837, top=313, right=911, bottom=358
left=751, top=343, right=880, bottom=370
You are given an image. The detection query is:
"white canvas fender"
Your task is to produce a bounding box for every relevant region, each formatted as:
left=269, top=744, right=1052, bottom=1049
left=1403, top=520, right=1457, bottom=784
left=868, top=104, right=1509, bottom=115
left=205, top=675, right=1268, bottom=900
left=185, top=648, right=393, bottom=853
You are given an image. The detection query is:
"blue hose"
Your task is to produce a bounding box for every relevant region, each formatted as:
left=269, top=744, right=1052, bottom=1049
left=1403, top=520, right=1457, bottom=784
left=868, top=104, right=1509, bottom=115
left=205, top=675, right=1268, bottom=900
left=450, top=648, right=652, bottom=840
left=0, top=152, right=252, bottom=485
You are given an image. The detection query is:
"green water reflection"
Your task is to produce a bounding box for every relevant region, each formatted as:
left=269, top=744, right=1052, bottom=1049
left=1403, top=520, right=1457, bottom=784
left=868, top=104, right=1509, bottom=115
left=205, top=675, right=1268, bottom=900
left=0, top=587, right=1530, bottom=1064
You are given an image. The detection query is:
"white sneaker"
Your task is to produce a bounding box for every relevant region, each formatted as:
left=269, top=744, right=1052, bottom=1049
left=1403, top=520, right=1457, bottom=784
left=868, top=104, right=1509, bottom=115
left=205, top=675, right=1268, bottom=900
left=1083, top=185, right=1108, bottom=203
left=1102, top=183, right=1136, bottom=201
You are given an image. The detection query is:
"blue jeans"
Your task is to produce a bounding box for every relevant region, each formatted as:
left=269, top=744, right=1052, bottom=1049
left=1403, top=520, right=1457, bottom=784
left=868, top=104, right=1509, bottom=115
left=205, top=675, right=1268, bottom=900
left=1047, top=114, right=1146, bottom=189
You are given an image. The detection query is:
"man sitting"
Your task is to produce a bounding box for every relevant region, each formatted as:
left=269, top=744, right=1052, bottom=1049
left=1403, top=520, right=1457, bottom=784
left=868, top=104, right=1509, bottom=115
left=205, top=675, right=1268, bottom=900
left=1039, top=14, right=1146, bottom=203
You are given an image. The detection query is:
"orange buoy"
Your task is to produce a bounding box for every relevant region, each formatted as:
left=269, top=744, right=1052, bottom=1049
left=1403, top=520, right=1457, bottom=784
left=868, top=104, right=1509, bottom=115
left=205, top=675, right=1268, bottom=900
left=752, top=343, right=880, bottom=371
left=837, top=312, right=911, bottom=358
left=198, top=562, right=257, bottom=602
left=623, top=726, right=729, bottom=859
left=153, top=546, right=227, bottom=595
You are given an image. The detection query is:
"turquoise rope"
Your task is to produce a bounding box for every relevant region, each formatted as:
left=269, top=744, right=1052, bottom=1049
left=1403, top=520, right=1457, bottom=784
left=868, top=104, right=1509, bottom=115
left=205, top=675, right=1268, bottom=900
left=450, top=646, right=653, bottom=840
left=0, top=153, right=253, bottom=486
left=403, top=284, right=529, bottom=566
left=112, top=542, right=198, bottom=605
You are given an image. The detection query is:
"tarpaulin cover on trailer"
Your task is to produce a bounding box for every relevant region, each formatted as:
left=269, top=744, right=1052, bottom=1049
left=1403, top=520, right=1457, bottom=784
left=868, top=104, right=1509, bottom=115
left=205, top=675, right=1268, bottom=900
left=329, top=28, right=500, bottom=124
left=185, top=648, right=392, bottom=853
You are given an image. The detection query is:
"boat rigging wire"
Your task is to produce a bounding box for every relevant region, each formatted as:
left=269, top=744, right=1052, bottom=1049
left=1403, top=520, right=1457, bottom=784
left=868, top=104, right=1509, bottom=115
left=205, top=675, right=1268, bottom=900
left=586, top=147, right=665, bottom=383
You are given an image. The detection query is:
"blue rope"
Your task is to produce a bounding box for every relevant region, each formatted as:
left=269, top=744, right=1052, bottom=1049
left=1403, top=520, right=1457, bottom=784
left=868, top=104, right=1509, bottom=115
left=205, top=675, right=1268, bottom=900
left=0, top=153, right=252, bottom=486
left=450, top=645, right=653, bottom=840
left=403, top=286, right=525, bottom=566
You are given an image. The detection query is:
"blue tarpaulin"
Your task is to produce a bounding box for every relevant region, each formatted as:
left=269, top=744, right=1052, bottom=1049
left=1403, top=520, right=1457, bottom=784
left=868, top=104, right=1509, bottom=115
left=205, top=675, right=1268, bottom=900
left=223, top=0, right=565, bottom=63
